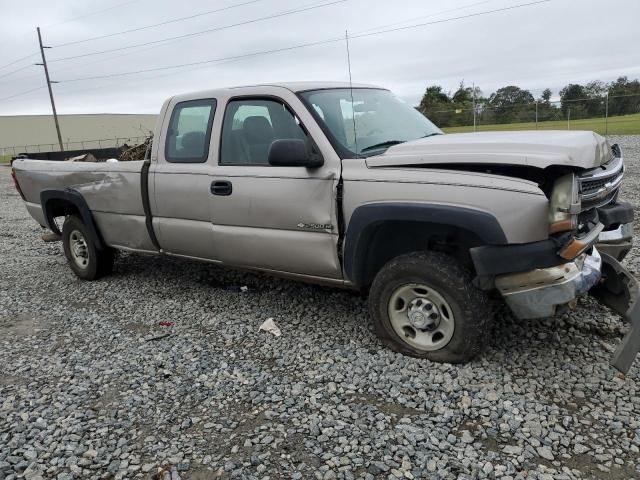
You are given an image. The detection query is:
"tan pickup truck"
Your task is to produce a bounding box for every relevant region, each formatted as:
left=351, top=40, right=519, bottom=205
left=11, top=82, right=639, bottom=373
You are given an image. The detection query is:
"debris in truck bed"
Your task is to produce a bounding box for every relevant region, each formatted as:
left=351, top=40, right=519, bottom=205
left=66, top=153, right=97, bottom=162
left=118, top=135, right=153, bottom=161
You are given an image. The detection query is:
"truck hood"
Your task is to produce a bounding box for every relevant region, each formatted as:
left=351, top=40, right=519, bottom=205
left=366, top=130, right=613, bottom=170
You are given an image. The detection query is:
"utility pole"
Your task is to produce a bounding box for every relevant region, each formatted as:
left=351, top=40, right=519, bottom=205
left=535, top=101, right=538, bottom=130
left=36, top=27, right=64, bottom=152
left=472, top=82, right=477, bottom=132
left=604, top=93, right=609, bottom=136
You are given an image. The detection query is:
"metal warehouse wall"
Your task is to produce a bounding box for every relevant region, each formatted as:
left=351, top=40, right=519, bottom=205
left=0, top=114, right=158, bottom=152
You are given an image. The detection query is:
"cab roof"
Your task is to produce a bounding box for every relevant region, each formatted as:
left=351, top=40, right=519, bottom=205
left=170, top=81, right=384, bottom=102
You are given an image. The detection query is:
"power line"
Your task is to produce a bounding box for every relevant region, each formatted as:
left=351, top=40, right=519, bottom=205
left=56, top=0, right=552, bottom=84
left=49, top=0, right=348, bottom=63
left=0, top=53, right=39, bottom=72
left=0, top=1, right=144, bottom=70
left=350, top=0, right=551, bottom=40
left=46, top=0, right=144, bottom=28
left=0, top=86, right=45, bottom=102
left=353, top=0, right=497, bottom=35
left=57, top=37, right=345, bottom=83
left=0, top=63, right=35, bottom=80
left=52, top=0, right=266, bottom=48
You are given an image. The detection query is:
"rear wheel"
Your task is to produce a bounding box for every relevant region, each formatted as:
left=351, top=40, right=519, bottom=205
left=62, top=215, right=114, bottom=280
left=369, top=251, right=492, bottom=363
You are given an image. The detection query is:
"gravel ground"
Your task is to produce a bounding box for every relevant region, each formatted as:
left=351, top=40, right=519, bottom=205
left=1, top=136, right=639, bottom=480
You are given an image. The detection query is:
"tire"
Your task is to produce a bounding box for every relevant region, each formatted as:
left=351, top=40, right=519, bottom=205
left=62, top=215, right=114, bottom=280
left=369, top=251, right=492, bottom=364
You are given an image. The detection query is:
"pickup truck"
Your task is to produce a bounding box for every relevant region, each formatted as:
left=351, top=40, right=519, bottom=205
left=11, top=82, right=640, bottom=373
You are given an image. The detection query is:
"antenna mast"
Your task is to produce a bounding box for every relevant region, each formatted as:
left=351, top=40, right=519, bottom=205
left=345, top=30, right=358, bottom=156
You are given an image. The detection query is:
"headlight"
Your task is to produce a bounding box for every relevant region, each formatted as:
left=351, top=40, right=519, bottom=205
left=548, top=173, right=580, bottom=234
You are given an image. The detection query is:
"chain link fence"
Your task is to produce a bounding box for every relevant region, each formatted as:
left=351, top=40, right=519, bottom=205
left=0, top=136, right=148, bottom=158
left=428, top=93, right=640, bottom=135
left=2, top=94, right=639, bottom=162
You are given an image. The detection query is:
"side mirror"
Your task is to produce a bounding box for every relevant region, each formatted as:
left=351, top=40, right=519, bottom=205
left=268, top=139, right=323, bottom=168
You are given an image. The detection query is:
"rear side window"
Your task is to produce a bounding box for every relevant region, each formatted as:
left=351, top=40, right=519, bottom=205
left=165, top=99, right=216, bottom=163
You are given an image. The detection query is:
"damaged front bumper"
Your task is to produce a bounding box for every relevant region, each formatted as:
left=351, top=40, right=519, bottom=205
left=493, top=243, right=639, bottom=374
left=495, top=248, right=602, bottom=319
left=597, top=222, right=634, bottom=261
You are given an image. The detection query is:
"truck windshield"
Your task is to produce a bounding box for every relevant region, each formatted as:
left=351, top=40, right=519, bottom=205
left=300, top=88, right=442, bottom=157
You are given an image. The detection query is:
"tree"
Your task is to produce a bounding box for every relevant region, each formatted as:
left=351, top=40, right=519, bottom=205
left=559, top=83, right=587, bottom=117
left=607, top=76, right=640, bottom=116
left=488, top=86, right=534, bottom=123
left=540, top=88, right=552, bottom=104
left=418, top=85, right=455, bottom=127
left=451, top=81, right=481, bottom=105
left=536, top=88, right=560, bottom=122
left=419, top=85, right=450, bottom=111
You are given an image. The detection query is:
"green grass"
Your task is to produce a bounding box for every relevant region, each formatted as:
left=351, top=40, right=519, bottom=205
left=0, top=155, right=11, bottom=165
left=442, top=112, right=640, bottom=135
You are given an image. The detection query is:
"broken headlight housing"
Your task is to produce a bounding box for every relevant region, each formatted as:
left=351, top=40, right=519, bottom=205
left=548, top=173, right=580, bottom=234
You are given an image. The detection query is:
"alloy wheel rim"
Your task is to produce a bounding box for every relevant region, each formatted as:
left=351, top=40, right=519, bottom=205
left=387, top=283, right=455, bottom=351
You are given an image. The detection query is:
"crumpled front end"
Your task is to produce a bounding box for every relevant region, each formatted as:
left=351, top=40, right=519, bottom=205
left=473, top=143, right=638, bottom=374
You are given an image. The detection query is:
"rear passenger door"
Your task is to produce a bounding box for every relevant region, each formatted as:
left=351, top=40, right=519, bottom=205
left=152, top=98, right=219, bottom=260
left=210, top=95, right=342, bottom=279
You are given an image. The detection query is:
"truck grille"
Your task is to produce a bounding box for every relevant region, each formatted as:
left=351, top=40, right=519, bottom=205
left=579, top=149, right=623, bottom=210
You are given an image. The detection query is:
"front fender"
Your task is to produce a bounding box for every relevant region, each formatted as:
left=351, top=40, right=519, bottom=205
left=343, top=202, right=508, bottom=286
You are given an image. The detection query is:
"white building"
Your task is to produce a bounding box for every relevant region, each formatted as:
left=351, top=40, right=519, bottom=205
left=0, top=113, right=158, bottom=155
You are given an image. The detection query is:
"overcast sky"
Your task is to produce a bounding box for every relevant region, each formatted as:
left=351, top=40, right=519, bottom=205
left=0, top=0, right=638, bottom=115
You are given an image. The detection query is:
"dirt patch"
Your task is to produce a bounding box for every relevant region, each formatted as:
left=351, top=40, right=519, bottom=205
left=0, top=373, right=27, bottom=386
left=183, top=468, right=219, bottom=480
left=557, top=453, right=637, bottom=480
left=349, top=392, right=423, bottom=421
left=94, top=384, right=121, bottom=410
left=124, top=322, right=154, bottom=335
left=0, top=314, right=44, bottom=337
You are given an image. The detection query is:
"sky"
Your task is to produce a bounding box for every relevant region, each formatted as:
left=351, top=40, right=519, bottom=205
left=0, top=0, right=638, bottom=115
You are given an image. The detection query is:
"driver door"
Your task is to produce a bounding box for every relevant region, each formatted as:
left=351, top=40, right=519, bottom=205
left=209, top=93, right=342, bottom=280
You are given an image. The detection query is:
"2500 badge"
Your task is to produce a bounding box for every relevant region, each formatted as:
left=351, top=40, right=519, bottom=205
left=297, top=222, right=333, bottom=230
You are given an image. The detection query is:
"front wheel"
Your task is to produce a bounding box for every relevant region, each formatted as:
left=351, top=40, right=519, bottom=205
left=369, top=251, right=492, bottom=363
left=62, top=215, right=114, bottom=280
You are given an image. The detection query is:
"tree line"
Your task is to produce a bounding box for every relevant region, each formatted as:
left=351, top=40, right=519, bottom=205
left=418, top=76, right=640, bottom=127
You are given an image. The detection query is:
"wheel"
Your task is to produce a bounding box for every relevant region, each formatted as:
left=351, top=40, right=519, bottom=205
left=369, top=251, right=492, bottom=363
left=62, top=215, right=114, bottom=280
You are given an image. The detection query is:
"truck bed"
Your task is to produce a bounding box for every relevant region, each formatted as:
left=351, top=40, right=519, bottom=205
left=13, top=159, right=156, bottom=252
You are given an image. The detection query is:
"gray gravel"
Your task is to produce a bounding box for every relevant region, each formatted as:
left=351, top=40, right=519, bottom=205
left=1, top=135, right=640, bottom=480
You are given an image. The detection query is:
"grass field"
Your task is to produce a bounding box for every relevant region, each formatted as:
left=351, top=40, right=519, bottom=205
left=442, top=112, right=640, bottom=135
left=0, top=155, right=11, bottom=164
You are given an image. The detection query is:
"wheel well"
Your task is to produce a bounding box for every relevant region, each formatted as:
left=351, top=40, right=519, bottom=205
left=43, top=198, right=81, bottom=234
left=40, top=189, right=105, bottom=250
left=358, top=221, right=485, bottom=288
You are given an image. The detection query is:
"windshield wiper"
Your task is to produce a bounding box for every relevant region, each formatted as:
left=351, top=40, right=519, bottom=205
left=421, top=132, right=443, bottom=138
left=360, top=140, right=405, bottom=153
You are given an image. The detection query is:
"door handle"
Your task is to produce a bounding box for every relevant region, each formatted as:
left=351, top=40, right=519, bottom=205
left=211, top=180, right=232, bottom=196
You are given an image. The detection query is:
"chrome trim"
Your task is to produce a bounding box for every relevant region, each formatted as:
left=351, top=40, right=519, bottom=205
left=496, top=248, right=602, bottom=319
left=580, top=156, right=624, bottom=181
left=598, top=222, right=634, bottom=243
left=579, top=157, right=624, bottom=207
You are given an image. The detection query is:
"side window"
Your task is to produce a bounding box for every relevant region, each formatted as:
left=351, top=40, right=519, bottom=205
left=220, top=98, right=308, bottom=165
left=165, top=99, right=216, bottom=163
